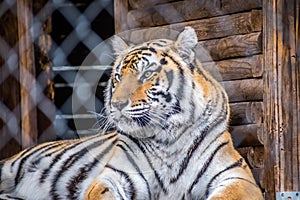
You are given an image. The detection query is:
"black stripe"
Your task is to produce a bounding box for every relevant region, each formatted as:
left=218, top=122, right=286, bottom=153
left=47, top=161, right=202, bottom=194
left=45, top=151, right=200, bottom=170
left=106, top=165, right=136, bottom=200
left=117, top=142, right=152, bottom=199
left=176, top=65, right=185, bottom=100
left=161, top=52, right=180, bottom=66
left=50, top=135, right=117, bottom=199
left=40, top=134, right=116, bottom=183
left=11, top=146, right=35, bottom=167
left=39, top=141, right=83, bottom=184
left=205, top=158, right=244, bottom=197
left=170, top=127, right=210, bottom=183
left=118, top=131, right=168, bottom=193
left=0, top=161, right=3, bottom=187
left=189, top=96, right=196, bottom=123
left=2, top=195, right=25, bottom=200
left=165, top=70, right=173, bottom=91
left=218, top=177, right=259, bottom=189
left=170, top=90, right=228, bottom=178
left=148, top=47, right=157, bottom=53
left=152, top=42, right=165, bottom=47
left=14, top=142, right=64, bottom=185
left=67, top=140, right=118, bottom=199
left=189, top=63, right=196, bottom=74
left=188, top=141, right=230, bottom=193
left=30, top=142, right=67, bottom=165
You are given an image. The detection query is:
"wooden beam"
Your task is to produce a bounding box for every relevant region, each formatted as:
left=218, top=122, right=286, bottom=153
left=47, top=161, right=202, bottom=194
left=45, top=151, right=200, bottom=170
left=17, top=0, right=38, bottom=148
left=230, top=102, right=263, bottom=125
left=262, top=0, right=300, bottom=198
left=222, top=79, right=263, bottom=102
left=129, top=0, right=175, bottom=9
left=203, top=55, right=263, bottom=81
left=167, top=10, right=262, bottom=41
left=127, top=0, right=262, bottom=28
left=197, top=32, right=262, bottom=62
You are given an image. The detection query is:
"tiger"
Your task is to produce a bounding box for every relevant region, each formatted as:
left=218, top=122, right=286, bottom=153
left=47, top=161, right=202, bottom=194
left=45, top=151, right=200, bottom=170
left=0, top=27, right=264, bottom=200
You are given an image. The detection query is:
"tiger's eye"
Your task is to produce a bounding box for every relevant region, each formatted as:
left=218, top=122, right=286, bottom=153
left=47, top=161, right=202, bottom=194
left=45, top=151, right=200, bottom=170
left=144, top=71, right=152, bottom=78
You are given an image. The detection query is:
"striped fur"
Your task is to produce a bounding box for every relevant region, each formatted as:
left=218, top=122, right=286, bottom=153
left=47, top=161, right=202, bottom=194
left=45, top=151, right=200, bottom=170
left=0, top=27, right=263, bottom=200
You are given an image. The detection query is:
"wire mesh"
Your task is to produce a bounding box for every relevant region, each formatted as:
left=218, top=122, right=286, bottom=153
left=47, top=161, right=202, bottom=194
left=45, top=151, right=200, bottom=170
left=0, top=0, right=114, bottom=157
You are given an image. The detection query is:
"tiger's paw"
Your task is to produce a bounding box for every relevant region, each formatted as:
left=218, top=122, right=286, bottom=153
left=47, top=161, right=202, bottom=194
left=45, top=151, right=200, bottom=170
left=84, top=180, right=116, bottom=200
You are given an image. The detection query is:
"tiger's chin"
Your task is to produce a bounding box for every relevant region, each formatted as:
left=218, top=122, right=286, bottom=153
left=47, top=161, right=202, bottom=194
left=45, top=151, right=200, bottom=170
left=114, top=117, right=158, bottom=139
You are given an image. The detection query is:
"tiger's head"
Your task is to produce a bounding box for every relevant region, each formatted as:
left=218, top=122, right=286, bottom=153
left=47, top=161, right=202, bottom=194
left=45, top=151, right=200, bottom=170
left=105, top=27, right=227, bottom=139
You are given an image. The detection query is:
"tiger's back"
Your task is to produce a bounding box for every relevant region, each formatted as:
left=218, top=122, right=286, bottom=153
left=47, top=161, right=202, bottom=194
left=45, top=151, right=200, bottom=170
left=0, top=27, right=263, bottom=200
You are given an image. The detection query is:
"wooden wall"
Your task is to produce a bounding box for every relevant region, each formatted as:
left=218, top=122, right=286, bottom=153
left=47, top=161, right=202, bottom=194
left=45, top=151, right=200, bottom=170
left=115, top=0, right=264, bottom=188
left=115, top=0, right=300, bottom=199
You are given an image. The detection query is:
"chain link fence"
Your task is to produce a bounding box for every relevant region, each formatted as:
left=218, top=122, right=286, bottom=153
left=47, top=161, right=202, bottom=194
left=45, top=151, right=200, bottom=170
left=0, top=0, right=114, bottom=158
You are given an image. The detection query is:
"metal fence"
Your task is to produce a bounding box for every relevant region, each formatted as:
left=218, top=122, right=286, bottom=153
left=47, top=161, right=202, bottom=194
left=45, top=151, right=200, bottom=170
left=0, top=0, right=114, bottom=158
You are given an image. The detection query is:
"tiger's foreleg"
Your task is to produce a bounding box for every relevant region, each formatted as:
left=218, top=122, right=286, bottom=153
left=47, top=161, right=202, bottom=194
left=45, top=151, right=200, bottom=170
left=206, top=179, right=264, bottom=200
left=84, top=168, right=132, bottom=200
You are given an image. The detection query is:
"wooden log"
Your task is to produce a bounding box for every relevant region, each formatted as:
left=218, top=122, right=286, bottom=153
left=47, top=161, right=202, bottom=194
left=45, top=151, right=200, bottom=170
left=17, top=0, right=38, bottom=148
left=129, top=0, right=175, bottom=9
left=221, top=79, right=263, bottom=102
left=229, top=102, right=263, bottom=125
left=196, top=32, right=262, bottom=62
left=127, top=0, right=262, bottom=28
left=230, top=124, right=262, bottom=147
left=202, top=54, right=263, bottom=81
left=251, top=9, right=263, bottom=32
left=114, top=0, right=129, bottom=33
left=237, top=146, right=264, bottom=168
left=221, top=0, right=262, bottom=13
left=128, top=0, right=220, bottom=28
left=167, top=10, right=262, bottom=41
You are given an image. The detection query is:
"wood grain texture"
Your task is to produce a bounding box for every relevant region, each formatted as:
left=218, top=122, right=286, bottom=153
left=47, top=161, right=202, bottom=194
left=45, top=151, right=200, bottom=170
left=114, top=0, right=129, bottom=33
left=127, top=0, right=262, bottom=28
left=167, top=10, right=262, bottom=41
left=196, top=32, right=262, bottom=62
left=229, top=102, right=263, bottom=125
left=222, top=79, right=263, bottom=102
left=129, top=0, right=175, bottom=9
left=262, top=0, right=300, bottom=198
left=203, top=54, right=263, bottom=81
left=17, top=0, right=38, bottom=149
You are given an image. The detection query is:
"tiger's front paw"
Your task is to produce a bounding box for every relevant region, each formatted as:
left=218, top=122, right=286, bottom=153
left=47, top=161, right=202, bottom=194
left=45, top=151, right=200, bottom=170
left=84, top=180, right=116, bottom=200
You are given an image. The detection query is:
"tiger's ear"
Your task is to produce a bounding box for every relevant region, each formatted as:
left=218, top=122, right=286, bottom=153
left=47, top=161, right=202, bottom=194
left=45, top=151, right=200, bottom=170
left=175, top=27, right=198, bottom=63
left=111, top=35, right=129, bottom=56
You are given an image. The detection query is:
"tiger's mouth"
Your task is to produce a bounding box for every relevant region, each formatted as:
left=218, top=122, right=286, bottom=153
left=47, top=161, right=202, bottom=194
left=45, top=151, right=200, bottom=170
left=111, top=106, right=153, bottom=130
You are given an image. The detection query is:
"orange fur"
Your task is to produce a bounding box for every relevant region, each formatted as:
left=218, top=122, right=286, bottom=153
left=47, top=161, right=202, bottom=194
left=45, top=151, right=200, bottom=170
left=84, top=179, right=116, bottom=200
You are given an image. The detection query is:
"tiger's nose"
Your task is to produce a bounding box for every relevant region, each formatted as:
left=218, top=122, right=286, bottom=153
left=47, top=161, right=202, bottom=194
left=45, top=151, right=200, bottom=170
left=111, top=99, right=129, bottom=110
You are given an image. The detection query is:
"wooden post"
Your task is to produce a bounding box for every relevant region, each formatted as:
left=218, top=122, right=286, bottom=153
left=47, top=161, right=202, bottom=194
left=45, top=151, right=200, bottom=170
left=262, top=0, right=300, bottom=199
left=17, top=0, right=38, bottom=148
left=0, top=2, right=22, bottom=159
left=114, top=0, right=129, bottom=33
left=33, top=0, right=56, bottom=143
